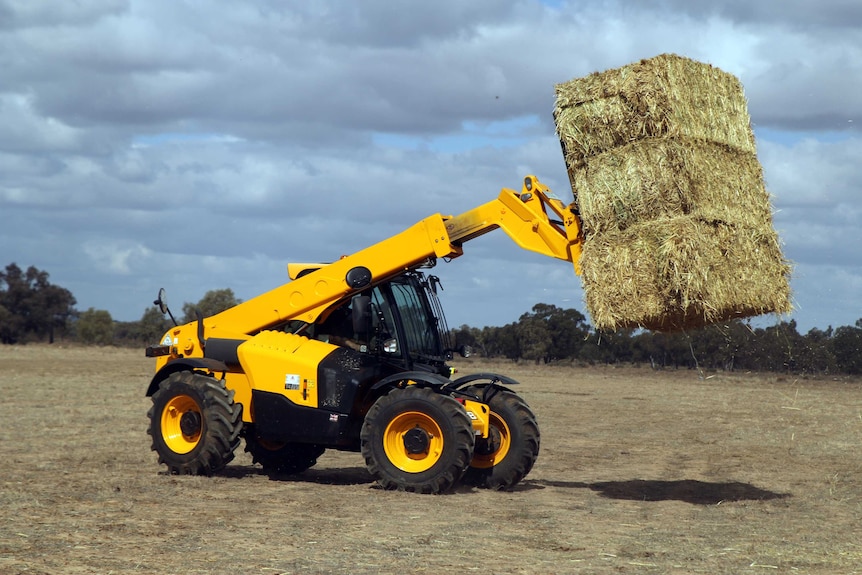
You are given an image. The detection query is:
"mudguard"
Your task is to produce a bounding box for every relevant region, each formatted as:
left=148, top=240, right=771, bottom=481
left=146, top=357, right=228, bottom=396
left=449, top=372, right=520, bottom=390
left=368, top=370, right=451, bottom=394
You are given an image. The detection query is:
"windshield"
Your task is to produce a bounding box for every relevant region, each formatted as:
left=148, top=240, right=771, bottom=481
left=389, top=277, right=442, bottom=359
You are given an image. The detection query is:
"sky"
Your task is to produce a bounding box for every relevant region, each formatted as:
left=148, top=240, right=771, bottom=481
left=1, top=0, right=860, bottom=334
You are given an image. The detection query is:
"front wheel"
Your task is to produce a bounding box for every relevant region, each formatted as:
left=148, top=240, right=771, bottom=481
left=360, top=386, right=475, bottom=494
left=147, top=371, right=242, bottom=475
left=461, top=385, right=540, bottom=490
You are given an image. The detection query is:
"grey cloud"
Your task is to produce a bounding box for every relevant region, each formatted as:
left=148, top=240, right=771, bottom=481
left=0, top=94, right=86, bottom=154
left=4, top=0, right=858, bottom=140
left=0, top=0, right=859, bottom=333
left=282, top=0, right=527, bottom=48
left=0, top=0, right=127, bottom=30
left=648, top=0, right=862, bottom=29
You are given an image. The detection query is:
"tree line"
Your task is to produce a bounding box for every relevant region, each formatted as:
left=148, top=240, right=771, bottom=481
left=2, top=263, right=861, bottom=375
left=0, top=263, right=240, bottom=347
left=451, top=303, right=861, bottom=375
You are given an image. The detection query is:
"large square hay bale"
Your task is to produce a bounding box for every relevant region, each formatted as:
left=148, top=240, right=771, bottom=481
left=554, top=54, right=792, bottom=331
left=571, top=137, right=773, bottom=236
left=554, top=53, right=756, bottom=166
left=580, top=216, right=793, bottom=331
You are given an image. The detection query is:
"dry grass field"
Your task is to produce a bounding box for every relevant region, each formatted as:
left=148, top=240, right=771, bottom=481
left=1, top=344, right=861, bottom=574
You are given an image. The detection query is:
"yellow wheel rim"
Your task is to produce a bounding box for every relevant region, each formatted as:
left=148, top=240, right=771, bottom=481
left=161, top=394, right=202, bottom=454
left=383, top=411, right=444, bottom=473
left=471, top=412, right=512, bottom=469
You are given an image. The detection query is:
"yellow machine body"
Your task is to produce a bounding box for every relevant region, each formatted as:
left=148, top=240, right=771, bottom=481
left=146, top=175, right=578, bottom=490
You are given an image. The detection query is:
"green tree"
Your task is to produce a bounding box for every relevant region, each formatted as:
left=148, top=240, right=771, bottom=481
left=112, top=307, right=173, bottom=347
left=76, top=308, right=114, bottom=345
left=631, top=330, right=690, bottom=368
left=451, top=324, right=483, bottom=355
left=482, top=324, right=520, bottom=361
left=584, top=330, right=610, bottom=364
left=687, top=321, right=755, bottom=371
left=797, top=327, right=836, bottom=374
left=0, top=263, right=76, bottom=344
left=544, top=305, right=590, bottom=361
left=181, top=288, right=241, bottom=323
left=581, top=327, right=637, bottom=365
left=746, top=320, right=803, bottom=372
left=0, top=302, right=21, bottom=344
left=515, top=312, right=551, bottom=364
left=831, top=321, right=862, bottom=375
left=138, top=306, right=172, bottom=343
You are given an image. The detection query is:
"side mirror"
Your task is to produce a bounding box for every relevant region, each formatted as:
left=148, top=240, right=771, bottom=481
left=154, top=288, right=168, bottom=314
left=153, top=288, right=178, bottom=326
left=444, top=344, right=471, bottom=360
left=352, top=295, right=372, bottom=336
left=383, top=338, right=398, bottom=354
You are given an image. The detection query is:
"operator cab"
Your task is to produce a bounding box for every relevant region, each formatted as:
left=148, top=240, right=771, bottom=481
left=369, top=272, right=452, bottom=374
left=300, top=271, right=461, bottom=377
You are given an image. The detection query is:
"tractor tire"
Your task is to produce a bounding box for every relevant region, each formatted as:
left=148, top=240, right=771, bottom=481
left=147, top=371, right=242, bottom=475
left=360, top=386, right=475, bottom=494
left=461, top=385, right=540, bottom=490
left=244, top=429, right=325, bottom=475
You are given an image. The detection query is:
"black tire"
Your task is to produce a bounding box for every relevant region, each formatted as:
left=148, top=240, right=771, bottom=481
left=360, top=386, right=475, bottom=494
left=244, top=429, right=325, bottom=475
left=461, top=385, right=540, bottom=490
left=147, top=371, right=242, bottom=475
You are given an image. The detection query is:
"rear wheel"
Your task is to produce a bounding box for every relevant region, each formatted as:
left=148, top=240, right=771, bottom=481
left=147, top=371, right=242, bottom=475
left=360, top=386, right=475, bottom=494
left=461, top=385, right=540, bottom=490
left=244, top=429, right=325, bottom=475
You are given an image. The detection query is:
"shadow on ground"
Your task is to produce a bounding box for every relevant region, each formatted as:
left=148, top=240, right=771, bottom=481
left=219, top=466, right=788, bottom=502
left=531, top=478, right=790, bottom=505
left=221, top=465, right=376, bottom=486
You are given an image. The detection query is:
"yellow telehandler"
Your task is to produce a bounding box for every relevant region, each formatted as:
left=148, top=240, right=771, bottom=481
left=145, top=175, right=583, bottom=493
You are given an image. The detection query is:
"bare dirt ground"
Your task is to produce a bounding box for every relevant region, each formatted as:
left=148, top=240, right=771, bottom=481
left=1, top=345, right=861, bottom=574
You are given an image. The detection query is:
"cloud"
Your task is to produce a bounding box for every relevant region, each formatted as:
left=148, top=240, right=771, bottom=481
left=83, top=240, right=152, bottom=275
left=648, top=0, right=862, bottom=29
left=0, top=0, right=858, bottom=333
left=0, top=93, right=83, bottom=153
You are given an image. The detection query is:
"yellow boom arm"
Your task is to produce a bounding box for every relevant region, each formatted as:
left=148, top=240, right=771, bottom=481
left=445, top=175, right=582, bottom=268
left=161, top=175, right=582, bottom=354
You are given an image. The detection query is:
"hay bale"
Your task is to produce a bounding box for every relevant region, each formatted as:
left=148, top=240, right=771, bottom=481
left=554, top=53, right=792, bottom=331
left=554, top=53, right=756, bottom=165
left=580, top=216, right=793, bottom=331
left=572, top=137, right=773, bottom=236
